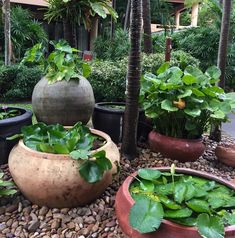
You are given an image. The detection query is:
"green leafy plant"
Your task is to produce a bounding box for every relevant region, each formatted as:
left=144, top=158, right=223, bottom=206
left=45, top=0, right=118, bottom=30
left=0, top=106, right=20, bottom=120
left=21, top=40, right=91, bottom=84
left=129, top=167, right=235, bottom=238
left=0, top=172, right=17, bottom=196
left=140, top=62, right=235, bottom=139
left=8, top=122, right=112, bottom=183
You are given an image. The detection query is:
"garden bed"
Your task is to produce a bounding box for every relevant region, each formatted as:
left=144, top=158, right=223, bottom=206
left=0, top=135, right=235, bottom=238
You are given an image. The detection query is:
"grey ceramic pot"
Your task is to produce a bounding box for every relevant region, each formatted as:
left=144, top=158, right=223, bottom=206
left=32, top=76, right=95, bottom=126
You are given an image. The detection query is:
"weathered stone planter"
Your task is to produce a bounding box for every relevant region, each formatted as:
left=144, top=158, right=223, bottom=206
left=9, top=129, right=119, bottom=208
left=215, top=144, right=235, bottom=167
left=148, top=131, right=205, bottom=162
left=0, top=107, right=32, bottom=165
left=32, top=77, right=95, bottom=126
left=115, top=167, right=235, bottom=238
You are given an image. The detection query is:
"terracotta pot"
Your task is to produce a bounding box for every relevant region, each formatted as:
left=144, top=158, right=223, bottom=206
left=9, top=129, right=119, bottom=208
left=148, top=131, right=205, bottom=162
left=0, top=107, right=32, bottom=165
left=215, top=144, right=235, bottom=167
left=115, top=167, right=235, bottom=238
left=32, top=76, right=95, bottom=126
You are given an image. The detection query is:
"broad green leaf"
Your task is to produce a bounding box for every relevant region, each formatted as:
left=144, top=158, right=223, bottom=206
left=70, top=149, right=90, bottom=160
left=187, top=199, right=210, bottom=213
left=159, top=195, right=181, bottom=210
left=211, top=110, right=225, bottom=119
left=182, top=75, right=197, bottom=85
left=170, top=217, right=197, bottom=226
left=192, top=88, right=205, bottom=97
left=82, top=63, right=91, bottom=78
left=138, top=169, right=161, bottom=181
left=54, top=144, right=70, bottom=154
left=223, top=212, right=235, bottom=225
left=184, top=183, right=196, bottom=201
left=129, top=197, right=164, bottom=234
left=157, top=62, right=170, bottom=75
left=197, top=214, right=224, bottom=238
left=37, top=143, right=55, bottom=153
left=79, top=160, right=103, bottom=183
left=94, top=156, right=112, bottom=172
left=0, top=189, right=17, bottom=196
left=178, top=89, right=192, bottom=98
left=161, top=99, right=178, bottom=112
left=140, top=180, right=155, bottom=192
left=205, top=66, right=221, bottom=79
left=90, top=2, right=107, bottom=18
left=184, top=108, right=201, bottom=117
left=174, top=182, right=187, bottom=203
left=164, top=208, right=192, bottom=218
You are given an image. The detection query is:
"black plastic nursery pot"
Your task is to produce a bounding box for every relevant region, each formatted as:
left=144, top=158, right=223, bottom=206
left=92, top=102, right=151, bottom=144
left=0, top=107, right=32, bottom=165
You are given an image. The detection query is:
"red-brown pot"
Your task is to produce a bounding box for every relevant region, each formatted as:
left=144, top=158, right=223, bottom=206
left=115, top=167, right=235, bottom=238
left=215, top=144, right=235, bottom=167
left=148, top=131, right=205, bottom=162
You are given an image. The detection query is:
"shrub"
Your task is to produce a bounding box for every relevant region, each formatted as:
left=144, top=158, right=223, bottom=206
left=88, top=51, right=199, bottom=102
left=0, top=65, right=42, bottom=101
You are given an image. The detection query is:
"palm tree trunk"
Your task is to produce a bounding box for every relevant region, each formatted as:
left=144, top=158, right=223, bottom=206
left=111, top=0, right=116, bottom=38
left=217, top=0, right=232, bottom=89
left=124, top=0, right=131, bottom=31
left=210, top=0, right=232, bottom=142
left=142, top=0, right=152, bottom=54
left=121, top=0, right=142, bottom=159
left=3, top=0, right=11, bottom=65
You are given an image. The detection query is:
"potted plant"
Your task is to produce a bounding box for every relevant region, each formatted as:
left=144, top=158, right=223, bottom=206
left=140, top=63, right=235, bottom=161
left=115, top=166, right=235, bottom=238
left=0, top=106, right=32, bottom=164
left=21, top=40, right=95, bottom=126
left=215, top=142, right=235, bottom=167
left=92, top=102, right=148, bottom=143
left=8, top=122, right=120, bottom=208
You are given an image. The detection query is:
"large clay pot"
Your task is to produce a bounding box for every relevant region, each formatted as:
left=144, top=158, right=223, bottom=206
left=115, top=167, right=235, bottom=238
left=0, top=107, right=32, bottom=165
left=92, top=102, right=148, bottom=143
left=9, top=129, right=119, bottom=208
left=148, top=131, right=205, bottom=162
left=32, top=77, right=95, bottom=126
left=215, top=144, right=235, bottom=167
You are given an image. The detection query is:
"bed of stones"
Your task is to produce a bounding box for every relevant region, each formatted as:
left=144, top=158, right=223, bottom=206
left=0, top=135, right=235, bottom=238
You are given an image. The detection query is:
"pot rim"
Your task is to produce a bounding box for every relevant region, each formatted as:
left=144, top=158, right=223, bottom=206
left=0, top=107, right=32, bottom=126
left=123, top=167, right=235, bottom=232
left=18, top=128, right=112, bottom=159
left=151, top=130, right=203, bottom=142
left=95, top=102, right=144, bottom=114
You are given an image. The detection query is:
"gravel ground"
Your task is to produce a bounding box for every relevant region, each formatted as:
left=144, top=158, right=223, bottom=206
left=0, top=135, right=235, bottom=238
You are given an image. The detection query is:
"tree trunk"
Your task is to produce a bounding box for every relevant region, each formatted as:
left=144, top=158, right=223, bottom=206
left=63, top=19, right=74, bottom=46
left=124, top=0, right=131, bottom=31
left=111, top=0, right=116, bottom=38
left=191, top=3, right=199, bottom=27
left=3, top=0, right=11, bottom=65
left=217, top=0, right=232, bottom=89
left=121, top=0, right=142, bottom=159
left=210, top=0, right=232, bottom=142
left=142, top=0, right=152, bottom=54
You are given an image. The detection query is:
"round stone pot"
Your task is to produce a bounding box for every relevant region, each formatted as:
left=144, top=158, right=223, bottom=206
left=32, top=77, right=95, bottom=126
left=0, top=107, right=32, bottom=165
left=9, top=129, right=120, bottom=208
left=215, top=144, right=235, bottom=167
left=115, top=167, right=235, bottom=238
left=148, top=131, right=205, bottom=162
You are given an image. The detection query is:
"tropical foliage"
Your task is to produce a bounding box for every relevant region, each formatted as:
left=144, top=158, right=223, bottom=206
left=0, top=172, right=17, bottom=196
left=21, top=40, right=91, bottom=84
left=0, top=6, right=47, bottom=61
left=129, top=167, right=235, bottom=238
left=140, top=63, right=235, bottom=139
left=9, top=122, right=112, bottom=183
left=45, top=0, right=118, bottom=29
left=0, top=106, right=20, bottom=120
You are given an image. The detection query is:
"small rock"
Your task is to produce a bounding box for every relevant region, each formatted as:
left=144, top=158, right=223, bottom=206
left=5, top=204, right=18, bottom=213
left=28, top=220, right=40, bottom=232
left=106, top=220, right=116, bottom=227
left=61, top=208, right=69, bottom=214
left=67, top=222, right=75, bottom=229
left=0, top=207, right=5, bottom=215
left=51, top=219, right=60, bottom=229
left=39, top=206, right=49, bottom=216
left=84, top=216, right=96, bottom=224
left=0, top=223, right=7, bottom=231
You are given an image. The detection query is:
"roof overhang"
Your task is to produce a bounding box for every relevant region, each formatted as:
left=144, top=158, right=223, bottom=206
left=10, top=0, right=48, bottom=7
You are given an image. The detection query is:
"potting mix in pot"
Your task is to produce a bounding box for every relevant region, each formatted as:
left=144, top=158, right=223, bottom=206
left=9, top=122, right=112, bottom=183
left=129, top=166, right=235, bottom=238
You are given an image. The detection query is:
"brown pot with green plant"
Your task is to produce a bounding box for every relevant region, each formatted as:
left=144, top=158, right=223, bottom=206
left=140, top=63, right=235, bottom=162
left=8, top=122, right=120, bottom=208
left=21, top=40, right=94, bottom=126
